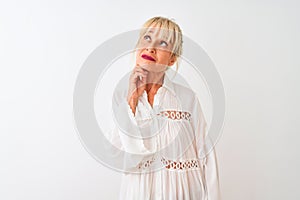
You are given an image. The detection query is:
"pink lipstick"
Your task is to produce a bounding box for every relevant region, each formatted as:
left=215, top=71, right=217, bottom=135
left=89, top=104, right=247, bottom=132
left=141, top=54, right=156, bottom=61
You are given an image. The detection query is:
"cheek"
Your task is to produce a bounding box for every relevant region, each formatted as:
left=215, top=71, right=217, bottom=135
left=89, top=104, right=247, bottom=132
left=135, top=50, right=143, bottom=61
left=156, top=52, right=171, bottom=64
left=136, top=52, right=145, bottom=64
left=136, top=40, right=148, bottom=51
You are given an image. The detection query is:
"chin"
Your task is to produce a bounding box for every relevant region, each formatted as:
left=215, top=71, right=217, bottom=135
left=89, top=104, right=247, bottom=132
left=137, top=60, right=155, bottom=68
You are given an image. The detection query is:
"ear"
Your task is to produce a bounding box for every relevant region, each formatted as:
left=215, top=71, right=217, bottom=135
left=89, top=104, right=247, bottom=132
left=168, top=54, right=177, bottom=66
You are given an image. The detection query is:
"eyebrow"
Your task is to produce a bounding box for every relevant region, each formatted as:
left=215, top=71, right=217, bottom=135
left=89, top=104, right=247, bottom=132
left=145, top=30, right=170, bottom=40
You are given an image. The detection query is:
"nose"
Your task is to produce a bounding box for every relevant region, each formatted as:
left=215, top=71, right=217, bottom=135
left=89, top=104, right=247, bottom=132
left=146, top=46, right=156, bottom=54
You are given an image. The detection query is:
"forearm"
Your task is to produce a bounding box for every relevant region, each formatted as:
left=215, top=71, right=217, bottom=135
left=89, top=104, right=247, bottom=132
left=127, top=96, right=138, bottom=116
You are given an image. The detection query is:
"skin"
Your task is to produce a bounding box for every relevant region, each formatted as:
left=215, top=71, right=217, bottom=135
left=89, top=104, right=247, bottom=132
left=127, top=25, right=177, bottom=115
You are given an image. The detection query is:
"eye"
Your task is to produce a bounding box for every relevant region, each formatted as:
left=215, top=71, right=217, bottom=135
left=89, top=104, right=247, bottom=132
left=160, top=40, right=168, bottom=47
left=143, top=35, right=151, bottom=41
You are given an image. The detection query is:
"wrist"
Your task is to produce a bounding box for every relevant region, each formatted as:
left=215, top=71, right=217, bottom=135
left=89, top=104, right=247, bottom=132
left=127, top=97, right=138, bottom=114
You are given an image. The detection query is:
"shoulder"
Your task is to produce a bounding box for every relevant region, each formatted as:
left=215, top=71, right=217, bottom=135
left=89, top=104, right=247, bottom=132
left=172, top=82, right=197, bottom=107
left=173, top=82, right=196, bottom=97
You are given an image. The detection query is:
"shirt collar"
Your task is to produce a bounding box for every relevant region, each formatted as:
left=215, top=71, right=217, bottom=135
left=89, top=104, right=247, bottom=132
left=161, top=73, right=176, bottom=96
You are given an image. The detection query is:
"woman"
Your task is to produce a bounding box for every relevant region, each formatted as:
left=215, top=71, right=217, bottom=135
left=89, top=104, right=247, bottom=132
left=111, top=16, right=221, bottom=200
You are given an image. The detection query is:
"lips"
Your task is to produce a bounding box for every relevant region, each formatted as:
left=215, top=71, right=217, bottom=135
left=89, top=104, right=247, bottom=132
left=141, top=54, right=156, bottom=61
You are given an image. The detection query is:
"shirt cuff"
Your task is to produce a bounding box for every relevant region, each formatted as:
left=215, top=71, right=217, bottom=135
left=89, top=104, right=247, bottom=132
left=125, top=100, right=138, bottom=126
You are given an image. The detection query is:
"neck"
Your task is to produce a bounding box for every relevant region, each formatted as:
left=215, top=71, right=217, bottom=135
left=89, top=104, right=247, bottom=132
left=145, top=72, right=165, bottom=94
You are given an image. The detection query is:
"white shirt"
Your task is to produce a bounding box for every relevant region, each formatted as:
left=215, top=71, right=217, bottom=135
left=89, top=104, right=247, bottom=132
left=109, top=73, right=221, bottom=200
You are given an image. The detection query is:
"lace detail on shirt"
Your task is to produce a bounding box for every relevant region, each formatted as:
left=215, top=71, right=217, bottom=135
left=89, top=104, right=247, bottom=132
left=156, top=110, right=191, bottom=121
left=137, top=157, right=201, bottom=170
left=137, top=156, right=156, bottom=170
left=161, top=157, right=201, bottom=170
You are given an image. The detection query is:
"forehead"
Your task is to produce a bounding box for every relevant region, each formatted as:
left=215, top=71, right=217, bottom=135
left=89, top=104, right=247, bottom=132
left=143, top=26, right=175, bottom=42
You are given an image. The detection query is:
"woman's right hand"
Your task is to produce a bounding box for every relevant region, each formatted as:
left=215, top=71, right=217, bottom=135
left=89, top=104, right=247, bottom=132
left=127, top=64, right=148, bottom=114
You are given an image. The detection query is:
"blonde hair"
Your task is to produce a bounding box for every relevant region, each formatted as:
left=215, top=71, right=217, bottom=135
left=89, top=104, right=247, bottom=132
left=135, top=16, right=183, bottom=74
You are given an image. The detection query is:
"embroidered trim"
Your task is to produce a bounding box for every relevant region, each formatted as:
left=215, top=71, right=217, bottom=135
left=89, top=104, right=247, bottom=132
left=137, top=156, right=156, bottom=170
left=156, top=110, right=191, bottom=121
left=137, top=157, right=201, bottom=170
left=160, top=157, right=200, bottom=170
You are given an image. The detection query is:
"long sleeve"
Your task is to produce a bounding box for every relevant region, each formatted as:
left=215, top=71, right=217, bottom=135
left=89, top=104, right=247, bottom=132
left=106, top=88, right=157, bottom=173
left=202, top=145, right=222, bottom=200
left=113, top=98, right=154, bottom=154
left=191, top=94, right=222, bottom=200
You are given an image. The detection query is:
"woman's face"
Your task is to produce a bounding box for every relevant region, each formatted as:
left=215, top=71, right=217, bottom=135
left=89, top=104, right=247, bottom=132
left=135, top=26, right=177, bottom=73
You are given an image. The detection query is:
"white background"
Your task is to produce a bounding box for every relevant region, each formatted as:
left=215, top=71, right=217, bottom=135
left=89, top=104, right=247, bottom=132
left=1, top=0, right=299, bottom=199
